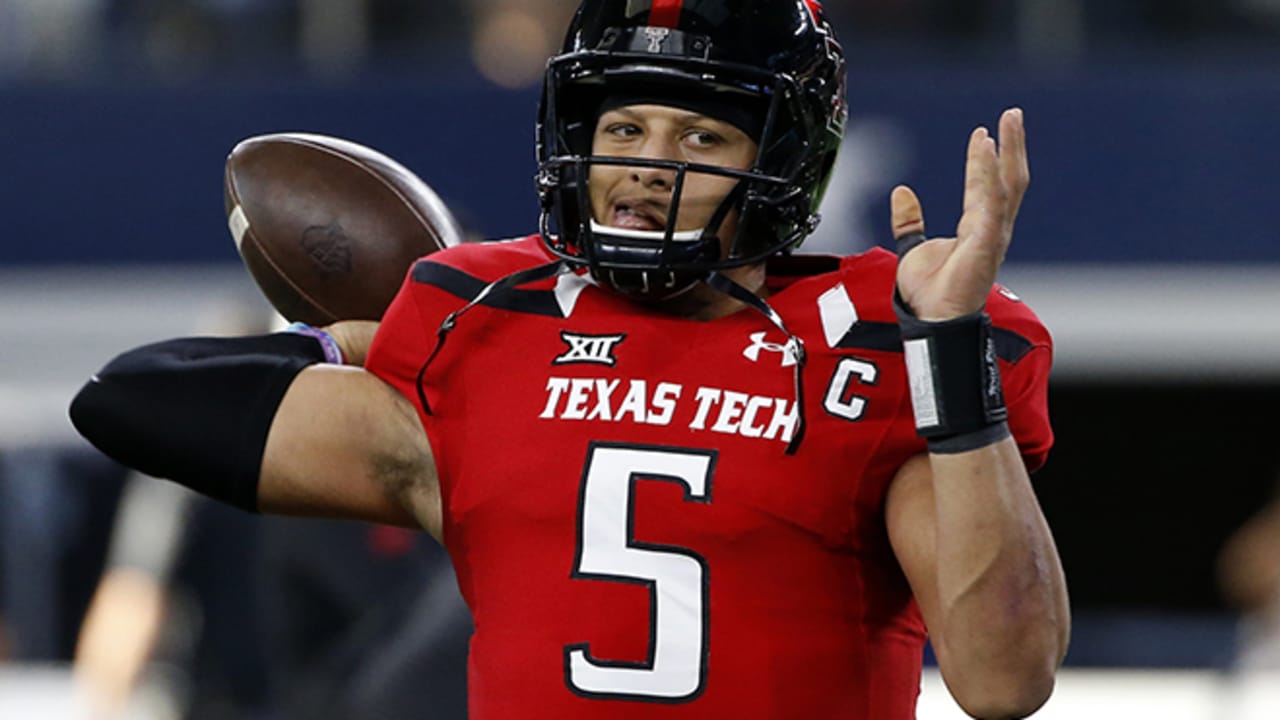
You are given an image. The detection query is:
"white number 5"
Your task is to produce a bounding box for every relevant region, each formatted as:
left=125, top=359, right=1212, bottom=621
left=564, top=443, right=716, bottom=702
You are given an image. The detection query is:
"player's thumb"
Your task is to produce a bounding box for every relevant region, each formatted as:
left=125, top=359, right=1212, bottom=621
left=890, top=185, right=928, bottom=258
left=890, top=185, right=925, bottom=240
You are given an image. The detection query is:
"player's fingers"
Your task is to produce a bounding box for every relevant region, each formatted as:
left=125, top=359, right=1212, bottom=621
left=962, top=127, right=998, bottom=209
left=959, top=127, right=1003, bottom=243
left=998, top=108, right=1030, bottom=226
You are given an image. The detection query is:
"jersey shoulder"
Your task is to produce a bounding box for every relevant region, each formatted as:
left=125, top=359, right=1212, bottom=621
left=834, top=246, right=1050, bottom=352
left=837, top=246, right=898, bottom=317
left=414, top=233, right=552, bottom=281
left=984, top=282, right=1051, bottom=351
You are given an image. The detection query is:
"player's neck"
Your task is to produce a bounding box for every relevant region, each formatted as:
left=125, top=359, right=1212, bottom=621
left=648, top=263, right=769, bottom=321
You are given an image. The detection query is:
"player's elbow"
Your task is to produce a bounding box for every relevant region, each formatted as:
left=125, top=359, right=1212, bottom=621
left=947, top=659, right=1057, bottom=720
left=70, top=370, right=142, bottom=470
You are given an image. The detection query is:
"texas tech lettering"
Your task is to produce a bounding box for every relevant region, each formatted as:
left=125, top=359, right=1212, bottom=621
left=539, top=377, right=799, bottom=444
left=539, top=378, right=680, bottom=425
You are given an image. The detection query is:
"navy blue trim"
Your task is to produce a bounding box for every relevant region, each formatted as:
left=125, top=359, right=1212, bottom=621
left=411, top=260, right=565, bottom=318
left=834, top=321, right=902, bottom=353
left=835, top=321, right=1035, bottom=364
left=992, top=327, right=1035, bottom=364
left=764, top=253, right=840, bottom=277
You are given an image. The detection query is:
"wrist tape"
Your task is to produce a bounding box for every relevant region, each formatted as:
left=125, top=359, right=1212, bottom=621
left=895, top=292, right=1010, bottom=453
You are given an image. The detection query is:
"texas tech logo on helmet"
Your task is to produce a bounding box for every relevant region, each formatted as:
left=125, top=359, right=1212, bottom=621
left=643, top=27, right=671, bottom=53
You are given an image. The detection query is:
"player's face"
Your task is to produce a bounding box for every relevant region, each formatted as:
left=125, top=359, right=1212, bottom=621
left=589, top=104, right=759, bottom=254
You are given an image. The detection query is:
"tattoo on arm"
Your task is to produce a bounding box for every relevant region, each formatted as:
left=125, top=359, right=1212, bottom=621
left=369, top=379, right=439, bottom=521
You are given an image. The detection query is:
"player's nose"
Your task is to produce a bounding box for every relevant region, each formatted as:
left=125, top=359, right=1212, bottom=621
left=627, top=133, right=680, bottom=189
left=630, top=165, right=674, bottom=191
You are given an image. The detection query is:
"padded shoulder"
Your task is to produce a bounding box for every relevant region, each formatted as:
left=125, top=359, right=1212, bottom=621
left=835, top=246, right=1051, bottom=360
left=413, top=234, right=553, bottom=282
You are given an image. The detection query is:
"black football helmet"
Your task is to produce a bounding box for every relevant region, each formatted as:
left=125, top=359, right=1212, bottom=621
left=536, top=0, right=849, bottom=298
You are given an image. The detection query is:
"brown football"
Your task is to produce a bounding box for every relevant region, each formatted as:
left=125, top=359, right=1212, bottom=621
left=224, top=133, right=464, bottom=325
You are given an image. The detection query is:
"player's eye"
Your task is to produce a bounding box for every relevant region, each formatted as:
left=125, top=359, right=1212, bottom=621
left=604, top=123, right=642, bottom=139
left=683, top=129, right=722, bottom=148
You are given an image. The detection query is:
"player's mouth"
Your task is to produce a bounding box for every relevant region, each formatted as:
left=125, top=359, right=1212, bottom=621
left=610, top=202, right=665, bottom=231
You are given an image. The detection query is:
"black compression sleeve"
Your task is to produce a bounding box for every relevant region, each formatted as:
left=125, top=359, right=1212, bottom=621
left=69, top=333, right=327, bottom=512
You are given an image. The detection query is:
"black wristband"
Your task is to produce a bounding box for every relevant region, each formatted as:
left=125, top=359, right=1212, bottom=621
left=70, top=333, right=327, bottom=512
left=894, top=292, right=1008, bottom=440
left=926, top=420, right=1011, bottom=454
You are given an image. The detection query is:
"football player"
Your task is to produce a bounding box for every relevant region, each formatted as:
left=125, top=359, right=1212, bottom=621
left=71, top=1, right=1070, bottom=717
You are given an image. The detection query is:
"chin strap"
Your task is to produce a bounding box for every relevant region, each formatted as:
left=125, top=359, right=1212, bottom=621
left=705, top=271, right=808, bottom=455
left=415, top=260, right=569, bottom=415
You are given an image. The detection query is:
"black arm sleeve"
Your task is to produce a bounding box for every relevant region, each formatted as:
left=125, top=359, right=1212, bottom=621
left=69, top=333, right=328, bottom=512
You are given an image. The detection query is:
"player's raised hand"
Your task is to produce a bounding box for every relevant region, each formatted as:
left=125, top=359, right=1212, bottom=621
left=892, top=108, right=1029, bottom=321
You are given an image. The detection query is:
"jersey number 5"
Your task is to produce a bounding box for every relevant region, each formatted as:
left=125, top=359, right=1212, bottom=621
left=564, top=443, right=715, bottom=702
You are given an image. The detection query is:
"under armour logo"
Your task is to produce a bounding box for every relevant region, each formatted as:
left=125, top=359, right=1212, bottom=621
left=643, top=27, right=670, bottom=53
left=554, top=332, right=626, bottom=366
left=743, top=332, right=799, bottom=367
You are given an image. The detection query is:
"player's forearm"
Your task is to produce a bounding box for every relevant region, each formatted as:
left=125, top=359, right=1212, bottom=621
left=928, top=437, right=1069, bottom=718
left=259, top=364, right=440, bottom=536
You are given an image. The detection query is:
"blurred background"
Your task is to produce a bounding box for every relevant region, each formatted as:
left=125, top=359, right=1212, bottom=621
left=2, top=1, right=1280, bottom=718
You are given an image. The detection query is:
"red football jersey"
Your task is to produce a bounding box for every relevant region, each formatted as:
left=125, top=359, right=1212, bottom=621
left=365, top=235, right=1053, bottom=719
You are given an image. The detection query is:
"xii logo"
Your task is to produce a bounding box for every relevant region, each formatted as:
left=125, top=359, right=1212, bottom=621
left=554, top=331, right=627, bottom=367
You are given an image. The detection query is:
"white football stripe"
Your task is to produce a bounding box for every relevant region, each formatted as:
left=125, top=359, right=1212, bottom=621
left=227, top=205, right=250, bottom=251
left=817, top=283, right=858, bottom=348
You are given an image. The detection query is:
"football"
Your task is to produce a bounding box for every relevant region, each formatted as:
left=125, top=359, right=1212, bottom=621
left=224, top=133, right=464, bottom=325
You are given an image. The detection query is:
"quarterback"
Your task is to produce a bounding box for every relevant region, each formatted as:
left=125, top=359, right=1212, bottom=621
left=72, top=0, right=1070, bottom=717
